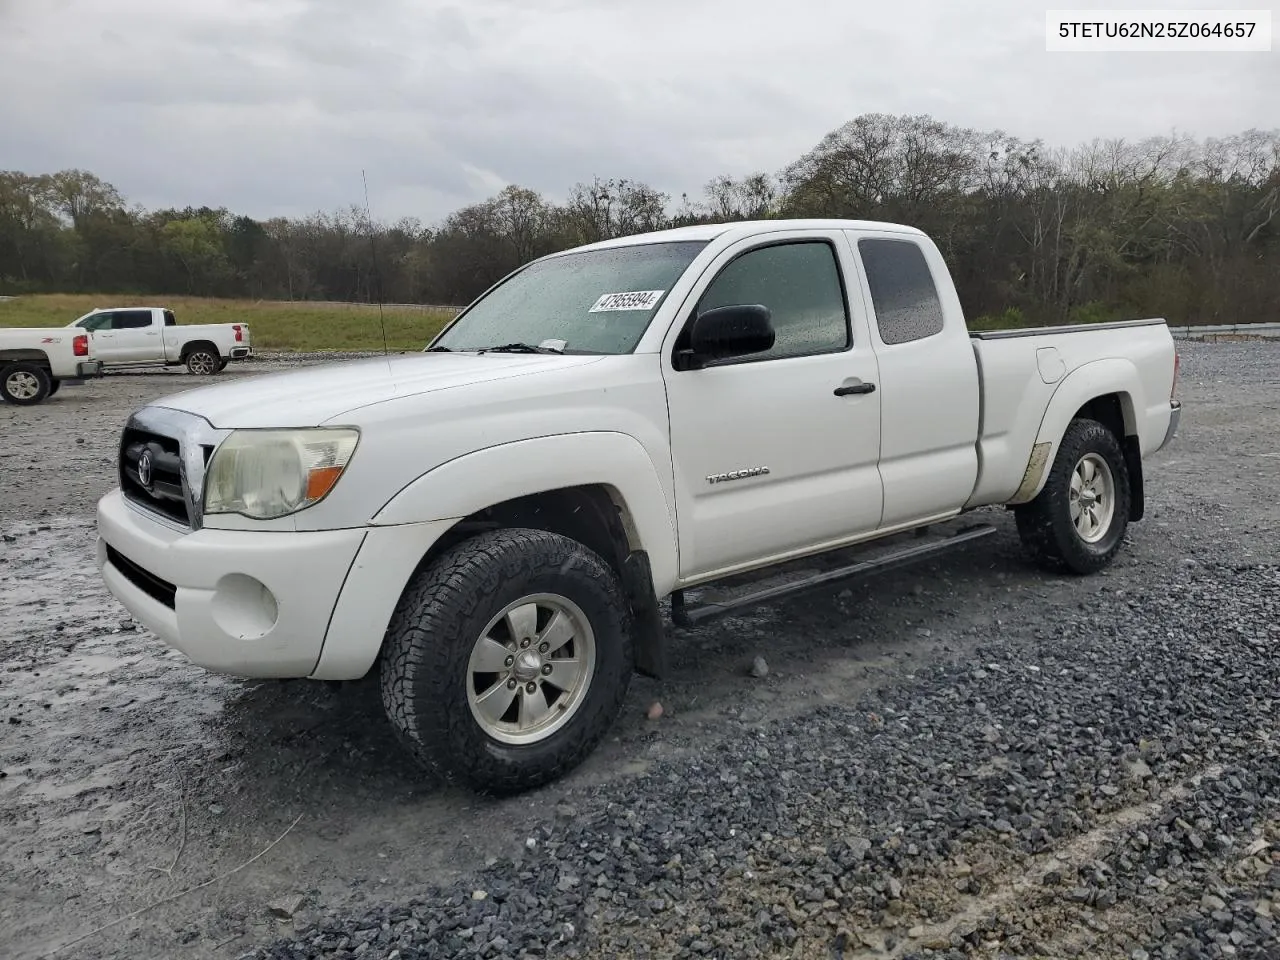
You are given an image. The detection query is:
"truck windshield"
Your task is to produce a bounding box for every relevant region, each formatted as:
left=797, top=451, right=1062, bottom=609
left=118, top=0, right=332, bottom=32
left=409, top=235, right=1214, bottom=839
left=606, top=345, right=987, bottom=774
left=430, top=240, right=709, bottom=355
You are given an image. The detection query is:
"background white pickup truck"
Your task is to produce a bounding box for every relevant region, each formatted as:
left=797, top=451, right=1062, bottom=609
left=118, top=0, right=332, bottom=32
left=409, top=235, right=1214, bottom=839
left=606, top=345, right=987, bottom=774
left=68, top=306, right=252, bottom=375
left=0, top=326, right=102, bottom=405
left=95, top=218, right=1180, bottom=794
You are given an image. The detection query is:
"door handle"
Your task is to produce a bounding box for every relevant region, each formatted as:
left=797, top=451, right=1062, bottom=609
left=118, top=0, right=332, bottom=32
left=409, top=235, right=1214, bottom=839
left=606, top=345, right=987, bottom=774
left=834, top=380, right=876, bottom=397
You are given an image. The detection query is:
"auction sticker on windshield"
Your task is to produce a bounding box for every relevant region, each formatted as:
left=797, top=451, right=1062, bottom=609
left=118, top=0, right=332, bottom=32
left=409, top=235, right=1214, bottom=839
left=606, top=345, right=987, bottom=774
left=588, top=290, right=665, bottom=312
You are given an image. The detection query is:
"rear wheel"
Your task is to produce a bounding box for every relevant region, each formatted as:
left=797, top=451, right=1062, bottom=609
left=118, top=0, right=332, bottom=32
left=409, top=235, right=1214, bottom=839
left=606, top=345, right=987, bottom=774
left=379, top=528, right=633, bottom=795
left=185, top=347, right=221, bottom=375
left=1015, top=417, right=1131, bottom=574
left=1, top=362, right=52, bottom=405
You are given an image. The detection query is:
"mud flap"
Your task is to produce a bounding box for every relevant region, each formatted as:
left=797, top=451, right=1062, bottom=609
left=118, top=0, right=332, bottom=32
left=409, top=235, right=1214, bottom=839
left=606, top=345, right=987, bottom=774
left=1123, top=436, right=1145, bottom=522
left=622, top=550, right=667, bottom=680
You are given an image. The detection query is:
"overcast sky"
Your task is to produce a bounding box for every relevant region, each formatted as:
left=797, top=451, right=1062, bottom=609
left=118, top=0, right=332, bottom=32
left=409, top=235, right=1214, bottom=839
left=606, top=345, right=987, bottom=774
left=1, top=0, right=1276, bottom=224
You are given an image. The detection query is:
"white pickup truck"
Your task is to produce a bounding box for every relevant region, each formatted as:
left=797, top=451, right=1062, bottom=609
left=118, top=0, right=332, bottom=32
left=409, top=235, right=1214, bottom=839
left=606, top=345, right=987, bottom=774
left=0, top=327, right=103, bottom=405
left=94, top=219, right=1181, bottom=794
left=68, top=307, right=252, bottom=375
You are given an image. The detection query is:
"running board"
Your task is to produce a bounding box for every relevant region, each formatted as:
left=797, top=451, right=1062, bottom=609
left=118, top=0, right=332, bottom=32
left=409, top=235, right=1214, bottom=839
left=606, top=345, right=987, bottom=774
left=669, top=523, right=997, bottom=628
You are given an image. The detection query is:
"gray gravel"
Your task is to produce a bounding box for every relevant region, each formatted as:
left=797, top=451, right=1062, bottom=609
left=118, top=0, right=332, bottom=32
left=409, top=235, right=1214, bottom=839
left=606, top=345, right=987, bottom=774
left=244, top=563, right=1280, bottom=960
left=3, top=341, right=1280, bottom=960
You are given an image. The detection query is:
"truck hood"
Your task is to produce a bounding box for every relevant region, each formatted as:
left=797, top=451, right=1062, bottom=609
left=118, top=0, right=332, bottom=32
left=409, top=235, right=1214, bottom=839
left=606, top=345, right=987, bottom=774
left=152, top=352, right=605, bottom=428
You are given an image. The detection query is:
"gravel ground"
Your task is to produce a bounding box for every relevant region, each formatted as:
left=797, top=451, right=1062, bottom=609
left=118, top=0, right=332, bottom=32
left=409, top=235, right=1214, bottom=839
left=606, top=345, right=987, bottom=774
left=2, top=343, right=1279, bottom=960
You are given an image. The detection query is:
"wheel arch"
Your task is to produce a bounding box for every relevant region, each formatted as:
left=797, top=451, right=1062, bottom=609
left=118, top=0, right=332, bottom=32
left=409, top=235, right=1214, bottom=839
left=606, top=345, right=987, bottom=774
left=365, top=432, right=679, bottom=679
left=0, top=348, right=52, bottom=366
left=1011, top=359, right=1147, bottom=517
left=419, top=484, right=641, bottom=580
left=180, top=339, right=221, bottom=361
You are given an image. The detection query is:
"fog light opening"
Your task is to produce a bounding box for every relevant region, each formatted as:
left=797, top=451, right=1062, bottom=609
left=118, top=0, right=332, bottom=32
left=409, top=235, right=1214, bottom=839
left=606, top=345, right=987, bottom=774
left=210, top=573, right=280, bottom=641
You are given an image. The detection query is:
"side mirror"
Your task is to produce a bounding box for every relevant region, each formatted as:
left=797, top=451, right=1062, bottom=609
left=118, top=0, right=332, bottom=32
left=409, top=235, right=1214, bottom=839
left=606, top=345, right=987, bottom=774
left=680, top=304, right=775, bottom=369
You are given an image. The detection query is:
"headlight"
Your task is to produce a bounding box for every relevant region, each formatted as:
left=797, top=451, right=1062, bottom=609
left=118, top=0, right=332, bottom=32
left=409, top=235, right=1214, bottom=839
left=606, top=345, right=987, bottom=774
left=204, top=428, right=359, bottom=520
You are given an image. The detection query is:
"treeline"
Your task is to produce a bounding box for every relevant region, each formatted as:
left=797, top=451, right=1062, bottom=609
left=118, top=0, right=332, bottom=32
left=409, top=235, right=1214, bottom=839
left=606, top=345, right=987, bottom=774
left=2, top=113, right=1277, bottom=326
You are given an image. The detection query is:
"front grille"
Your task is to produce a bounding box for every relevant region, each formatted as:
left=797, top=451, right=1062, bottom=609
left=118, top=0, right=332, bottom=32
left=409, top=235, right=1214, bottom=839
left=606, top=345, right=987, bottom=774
left=106, top=544, right=177, bottom=608
left=120, top=426, right=190, bottom=527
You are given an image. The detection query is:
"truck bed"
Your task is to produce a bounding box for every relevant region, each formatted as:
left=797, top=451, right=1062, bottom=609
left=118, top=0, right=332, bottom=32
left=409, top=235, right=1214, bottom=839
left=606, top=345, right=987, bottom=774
left=965, top=317, right=1176, bottom=508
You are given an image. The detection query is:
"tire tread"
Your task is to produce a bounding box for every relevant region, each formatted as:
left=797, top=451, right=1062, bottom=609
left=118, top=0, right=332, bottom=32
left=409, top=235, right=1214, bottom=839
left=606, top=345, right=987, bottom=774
left=379, top=527, right=633, bottom=795
left=1015, top=417, right=1132, bottom=575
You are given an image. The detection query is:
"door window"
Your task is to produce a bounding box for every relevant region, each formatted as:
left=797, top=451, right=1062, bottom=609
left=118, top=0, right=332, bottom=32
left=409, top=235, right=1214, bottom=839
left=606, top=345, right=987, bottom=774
left=79, top=312, right=115, bottom=331
left=114, top=310, right=153, bottom=329
left=691, top=241, right=850, bottom=361
left=857, top=238, right=945, bottom=345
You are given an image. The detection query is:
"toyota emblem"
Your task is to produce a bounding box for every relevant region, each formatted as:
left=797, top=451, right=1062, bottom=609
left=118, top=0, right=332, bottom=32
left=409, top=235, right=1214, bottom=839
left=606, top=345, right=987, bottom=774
left=137, top=449, right=153, bottom=489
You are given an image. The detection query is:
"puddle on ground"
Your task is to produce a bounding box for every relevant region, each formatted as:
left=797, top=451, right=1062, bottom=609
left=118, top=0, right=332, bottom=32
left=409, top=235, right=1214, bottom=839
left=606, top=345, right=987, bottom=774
left=1, top=521, right=237, bottom=881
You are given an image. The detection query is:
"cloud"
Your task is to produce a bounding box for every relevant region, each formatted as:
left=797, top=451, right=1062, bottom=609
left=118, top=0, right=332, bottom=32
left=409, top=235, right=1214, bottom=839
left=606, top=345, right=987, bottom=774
left=0, top=0, right=1274, bottom=223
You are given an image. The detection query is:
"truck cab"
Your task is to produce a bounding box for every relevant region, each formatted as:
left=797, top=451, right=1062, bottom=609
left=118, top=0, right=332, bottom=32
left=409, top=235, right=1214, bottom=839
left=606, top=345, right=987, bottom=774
left=73, top=307, right=176, bottom=364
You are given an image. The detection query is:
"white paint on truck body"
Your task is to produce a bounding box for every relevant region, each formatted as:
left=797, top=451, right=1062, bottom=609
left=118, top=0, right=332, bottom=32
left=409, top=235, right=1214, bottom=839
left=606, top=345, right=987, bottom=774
left=94, top=218, right=1180, bottom=681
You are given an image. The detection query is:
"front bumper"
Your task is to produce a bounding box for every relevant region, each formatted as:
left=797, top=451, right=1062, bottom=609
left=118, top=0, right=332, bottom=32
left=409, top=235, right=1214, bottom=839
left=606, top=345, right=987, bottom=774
left=96, top=488, right=455, bottom=680
left=97, top=488, right=366, bottom=677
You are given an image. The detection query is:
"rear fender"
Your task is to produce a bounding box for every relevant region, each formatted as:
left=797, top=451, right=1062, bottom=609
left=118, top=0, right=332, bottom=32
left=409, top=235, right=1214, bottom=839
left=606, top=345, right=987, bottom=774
left=1010, top=359, right=1144, bottom=505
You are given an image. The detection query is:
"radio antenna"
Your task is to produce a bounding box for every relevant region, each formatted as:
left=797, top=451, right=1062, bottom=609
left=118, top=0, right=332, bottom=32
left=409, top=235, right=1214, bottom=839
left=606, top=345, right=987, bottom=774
left=361, top=168, right=390, bottom=356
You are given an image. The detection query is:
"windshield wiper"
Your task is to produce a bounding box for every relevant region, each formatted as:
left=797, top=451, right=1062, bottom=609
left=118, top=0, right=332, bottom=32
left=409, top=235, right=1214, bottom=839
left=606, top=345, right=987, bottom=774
left=426, top=345, right=452, bottom=352
left=477, top=342, right=564, bottom=355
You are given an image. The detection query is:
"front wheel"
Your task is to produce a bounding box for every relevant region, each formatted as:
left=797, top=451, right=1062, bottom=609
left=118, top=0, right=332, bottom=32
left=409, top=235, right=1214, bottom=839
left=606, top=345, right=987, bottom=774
left=1, top=362, right=52, bottom=405
left=1015, top=417, right=1131, bottom=575
left=379, top=528, right=634, bottom=794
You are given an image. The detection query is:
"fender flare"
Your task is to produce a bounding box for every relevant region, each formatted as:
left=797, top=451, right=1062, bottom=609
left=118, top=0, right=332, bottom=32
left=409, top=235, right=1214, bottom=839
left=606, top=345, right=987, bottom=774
left=370, top=431, right=680, bottom=593
left=1010, top=358, right=1144, bottom=505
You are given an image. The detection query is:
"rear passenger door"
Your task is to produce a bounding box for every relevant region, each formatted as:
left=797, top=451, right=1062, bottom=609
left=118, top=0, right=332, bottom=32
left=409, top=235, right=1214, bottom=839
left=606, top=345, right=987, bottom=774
left=846, top=231, right=980, bottom=528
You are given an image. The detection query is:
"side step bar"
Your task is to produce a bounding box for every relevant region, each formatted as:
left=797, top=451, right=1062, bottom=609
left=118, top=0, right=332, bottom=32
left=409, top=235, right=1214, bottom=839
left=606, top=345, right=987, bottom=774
left=669, top=523, right=997, bottom=628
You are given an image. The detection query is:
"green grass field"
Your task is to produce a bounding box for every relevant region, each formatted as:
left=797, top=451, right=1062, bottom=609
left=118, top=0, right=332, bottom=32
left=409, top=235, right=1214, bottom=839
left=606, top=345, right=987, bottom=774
left=0, top=294, right=460, bottom=352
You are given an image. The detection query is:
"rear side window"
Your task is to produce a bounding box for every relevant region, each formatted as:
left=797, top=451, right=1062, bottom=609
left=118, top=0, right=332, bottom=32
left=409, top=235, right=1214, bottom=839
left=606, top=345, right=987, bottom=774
left=163, top=310, right=176, bottom=326
left=115, top=310, right=153, bottom=329
left=858, top=238, right=945, bottom=345
left=696, top=241, right=849, bottom=361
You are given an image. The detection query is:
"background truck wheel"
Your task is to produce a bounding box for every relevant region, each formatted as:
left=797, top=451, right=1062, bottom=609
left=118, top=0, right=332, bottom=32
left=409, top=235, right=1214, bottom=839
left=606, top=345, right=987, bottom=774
left=1015, top=417, right=1131, bottom=575
left=1, top=362, right=53, bottom=405
left=185, top=347, right=221, bottom=375
left=379, top=528, right=634, bottom=795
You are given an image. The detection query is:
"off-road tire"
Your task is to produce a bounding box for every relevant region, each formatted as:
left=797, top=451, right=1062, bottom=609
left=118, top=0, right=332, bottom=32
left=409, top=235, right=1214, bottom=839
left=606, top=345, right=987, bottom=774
left=1, top=362, right=53, bottom=405
left=1015, top=417, right=1131, bottom=575
left=379, top=528, right=634, bottom=795
left=185, top=347, right=221, bottom=375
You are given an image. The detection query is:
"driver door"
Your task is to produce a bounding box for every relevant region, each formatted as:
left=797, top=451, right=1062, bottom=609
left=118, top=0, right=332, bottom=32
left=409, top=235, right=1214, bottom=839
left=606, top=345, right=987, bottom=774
left=661, top=230, right=884, bottom=581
